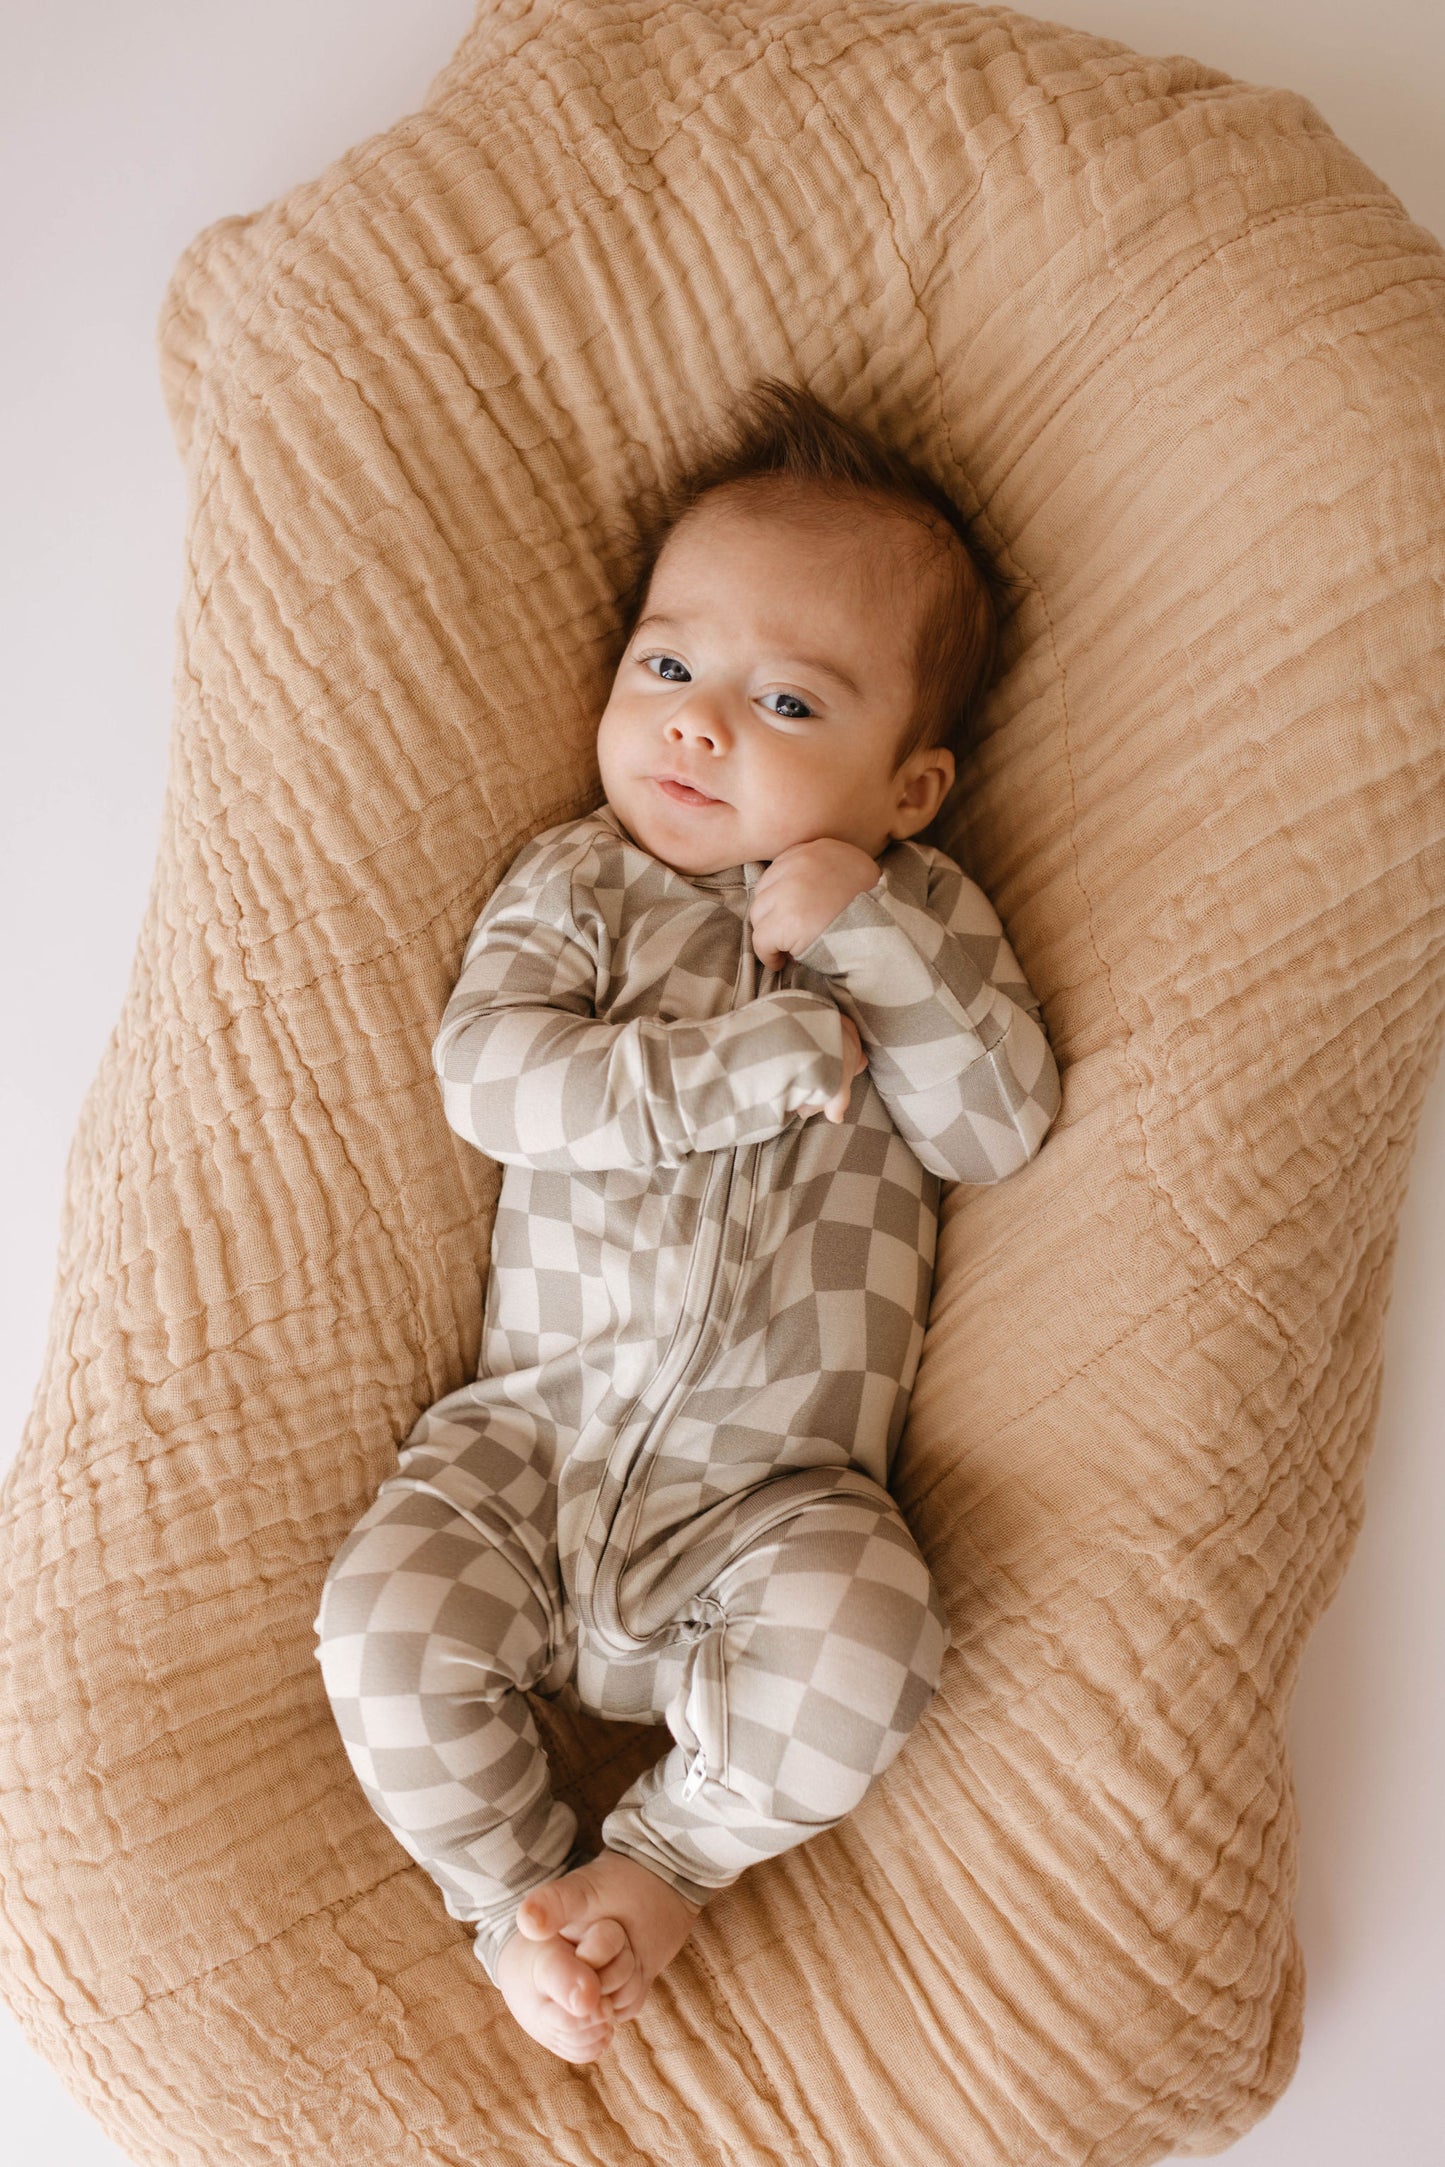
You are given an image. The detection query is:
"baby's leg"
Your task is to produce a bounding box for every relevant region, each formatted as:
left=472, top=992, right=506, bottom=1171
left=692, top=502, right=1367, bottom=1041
left=555, top=1477, right=953, bottom=2019
left=311, top=1450, right=619, bottom=2060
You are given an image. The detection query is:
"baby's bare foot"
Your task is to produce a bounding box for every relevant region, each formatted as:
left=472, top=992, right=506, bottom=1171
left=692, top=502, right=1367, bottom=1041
left=514, top=1848, right=704, bottom=2025
left=494, top=1909, right=620, bottom=2064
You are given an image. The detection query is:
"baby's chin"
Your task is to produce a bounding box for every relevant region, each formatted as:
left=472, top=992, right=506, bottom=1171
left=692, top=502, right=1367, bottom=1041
left=615, top=792, right=772, bottom=873
left=651, top=837, right=763, bottom=876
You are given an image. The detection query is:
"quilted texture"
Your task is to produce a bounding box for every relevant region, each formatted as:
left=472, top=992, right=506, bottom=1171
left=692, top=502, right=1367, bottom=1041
left=3, top=0, right=1443, bottom=2160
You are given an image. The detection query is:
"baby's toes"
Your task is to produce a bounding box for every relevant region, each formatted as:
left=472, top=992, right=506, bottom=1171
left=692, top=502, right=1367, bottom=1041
left=573, top=1916, right=627, bottom=1964
left=574, top=1916, right=633, bottom=1992
left=515, top=1880, right=565, bottom=1940
left=533, top=1938, right=603, bottom=2016
left=606, top=1972, right=649, bottom=2024
left=594, top=1946, right=636, bottom=1997
left=548, top=2011, right=614, bottom=2064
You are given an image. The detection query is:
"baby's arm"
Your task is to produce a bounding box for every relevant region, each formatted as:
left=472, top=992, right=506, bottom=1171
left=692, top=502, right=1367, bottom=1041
left=433, top=837, right=847, bottom=1171
left=792, top=846, right=1061, bottom=1183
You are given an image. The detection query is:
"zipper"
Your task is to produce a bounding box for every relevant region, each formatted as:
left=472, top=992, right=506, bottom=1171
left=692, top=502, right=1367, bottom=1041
left=584, top=916, right=773, bottom=1646
left=602, top=1134, right=760, bottom=1641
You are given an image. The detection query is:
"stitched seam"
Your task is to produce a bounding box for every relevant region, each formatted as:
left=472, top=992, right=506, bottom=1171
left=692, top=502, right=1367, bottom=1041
left=7, top=1868, right=419, bottom=2025
left=1006, top=199, right=1416, bottom=503
left=684, top=1932, right=835, bottom=2167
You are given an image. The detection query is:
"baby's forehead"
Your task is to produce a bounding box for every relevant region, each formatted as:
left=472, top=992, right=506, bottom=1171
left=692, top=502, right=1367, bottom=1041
left=657, top=485, right=947, bottom=656
left=701, top=475, right=915, bottom=542
left=686, top=485, right=934, bottom=590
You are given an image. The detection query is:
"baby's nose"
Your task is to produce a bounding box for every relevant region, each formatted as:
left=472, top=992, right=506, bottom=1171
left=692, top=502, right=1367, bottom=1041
left=670, top=716, right=723, bottom=746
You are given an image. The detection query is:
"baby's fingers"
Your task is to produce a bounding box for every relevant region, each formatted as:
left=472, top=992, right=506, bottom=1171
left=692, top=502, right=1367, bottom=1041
left=822, top=1078, right=853, bottom=1122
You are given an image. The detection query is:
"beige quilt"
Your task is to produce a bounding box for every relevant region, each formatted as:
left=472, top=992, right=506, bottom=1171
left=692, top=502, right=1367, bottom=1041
left=3, top=3, right=1444, bottom=2162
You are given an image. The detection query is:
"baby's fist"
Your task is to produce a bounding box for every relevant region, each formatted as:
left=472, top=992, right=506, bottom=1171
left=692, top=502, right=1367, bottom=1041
left=749, top=839, right=881, bottom=971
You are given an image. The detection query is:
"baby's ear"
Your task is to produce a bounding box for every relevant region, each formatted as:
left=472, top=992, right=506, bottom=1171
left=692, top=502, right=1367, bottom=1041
left=895, top=747, right=955, bottom=827
left=888, top=788, right=944, bottom=836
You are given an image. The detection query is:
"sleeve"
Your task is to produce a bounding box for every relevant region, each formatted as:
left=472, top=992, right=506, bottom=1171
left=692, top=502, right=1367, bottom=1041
left=432, top=838, right=848, bottom=1171
left=791, top=844, right=1062, bottom=1183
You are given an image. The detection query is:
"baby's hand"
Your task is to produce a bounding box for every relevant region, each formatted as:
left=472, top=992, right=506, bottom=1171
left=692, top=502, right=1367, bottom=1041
left=800, top=1012, right=868, bottom=1124
left=749, top=839, right=881, bottom=972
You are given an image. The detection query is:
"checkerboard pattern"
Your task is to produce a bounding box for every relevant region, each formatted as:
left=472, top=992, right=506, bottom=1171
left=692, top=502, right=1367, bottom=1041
left=314, top=803, right=1057, bottom=1986
left=313, top=1415, right=951, bottom=1986
left=434, top=804, right=1058, bottom=1186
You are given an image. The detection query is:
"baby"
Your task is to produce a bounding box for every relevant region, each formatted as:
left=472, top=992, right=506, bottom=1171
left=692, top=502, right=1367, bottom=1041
left=313, top=378, right=1061, bottom=2065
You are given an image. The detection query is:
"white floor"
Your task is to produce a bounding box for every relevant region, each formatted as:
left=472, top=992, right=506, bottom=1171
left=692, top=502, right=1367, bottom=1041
left=2, top=5, right=1441, bottom=2162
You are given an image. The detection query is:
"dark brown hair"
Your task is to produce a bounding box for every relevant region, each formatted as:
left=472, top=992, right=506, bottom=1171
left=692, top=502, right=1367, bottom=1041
left=600, top=376, right=1025, bottom=774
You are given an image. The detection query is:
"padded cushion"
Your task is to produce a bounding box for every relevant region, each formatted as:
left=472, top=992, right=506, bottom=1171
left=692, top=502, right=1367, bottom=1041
left=3, top=2, right=1443, bottom=2161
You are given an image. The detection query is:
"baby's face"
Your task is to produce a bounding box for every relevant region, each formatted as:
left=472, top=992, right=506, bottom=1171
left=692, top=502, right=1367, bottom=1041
left=597, top=491, right=951, bottom=875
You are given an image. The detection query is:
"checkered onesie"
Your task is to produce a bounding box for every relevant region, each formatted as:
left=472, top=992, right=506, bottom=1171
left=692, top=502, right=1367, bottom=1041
left=313, top=802, right=1061, bottom=1985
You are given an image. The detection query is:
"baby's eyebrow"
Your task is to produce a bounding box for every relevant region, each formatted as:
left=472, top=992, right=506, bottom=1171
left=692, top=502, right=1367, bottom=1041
left=772, top=653, right=862, bottom=698
left=635, top=613, right=862, bottom=699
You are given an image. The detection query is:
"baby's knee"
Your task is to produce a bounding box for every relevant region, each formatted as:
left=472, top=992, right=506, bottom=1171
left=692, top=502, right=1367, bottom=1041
left=832, top=1538, right=952, bottom=1705
left=721, top=1634, right=931, bottom=1825
left=716, top=1544, right=950, bottom=1822
left=312, top=1485, right=552, bottom=1701
left=743, top=1499, right=951, bottom=1696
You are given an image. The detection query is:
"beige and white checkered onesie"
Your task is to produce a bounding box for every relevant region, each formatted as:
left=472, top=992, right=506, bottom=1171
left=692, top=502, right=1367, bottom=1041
left=313, top=802, right=1061, bottom=1985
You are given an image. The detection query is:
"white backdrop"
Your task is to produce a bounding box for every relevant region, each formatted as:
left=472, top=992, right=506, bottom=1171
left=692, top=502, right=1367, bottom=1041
left=3, top=4, right=1441, bottom=2162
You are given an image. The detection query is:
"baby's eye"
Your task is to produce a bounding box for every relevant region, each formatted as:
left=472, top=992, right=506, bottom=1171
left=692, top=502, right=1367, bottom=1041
left=761, top=691, right=813, bottom=720
left=642, top=653, right=690, bottom=682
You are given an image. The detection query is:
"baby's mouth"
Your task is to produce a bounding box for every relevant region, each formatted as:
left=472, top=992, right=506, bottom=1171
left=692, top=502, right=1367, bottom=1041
left=653, top=775, right=725, bottom=807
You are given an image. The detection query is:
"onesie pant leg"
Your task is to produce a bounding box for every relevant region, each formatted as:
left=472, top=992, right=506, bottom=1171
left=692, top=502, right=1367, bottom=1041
left=312, top=1430, right=587, bottom=1989
left=598, top=1481, right=951, bottom=1908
